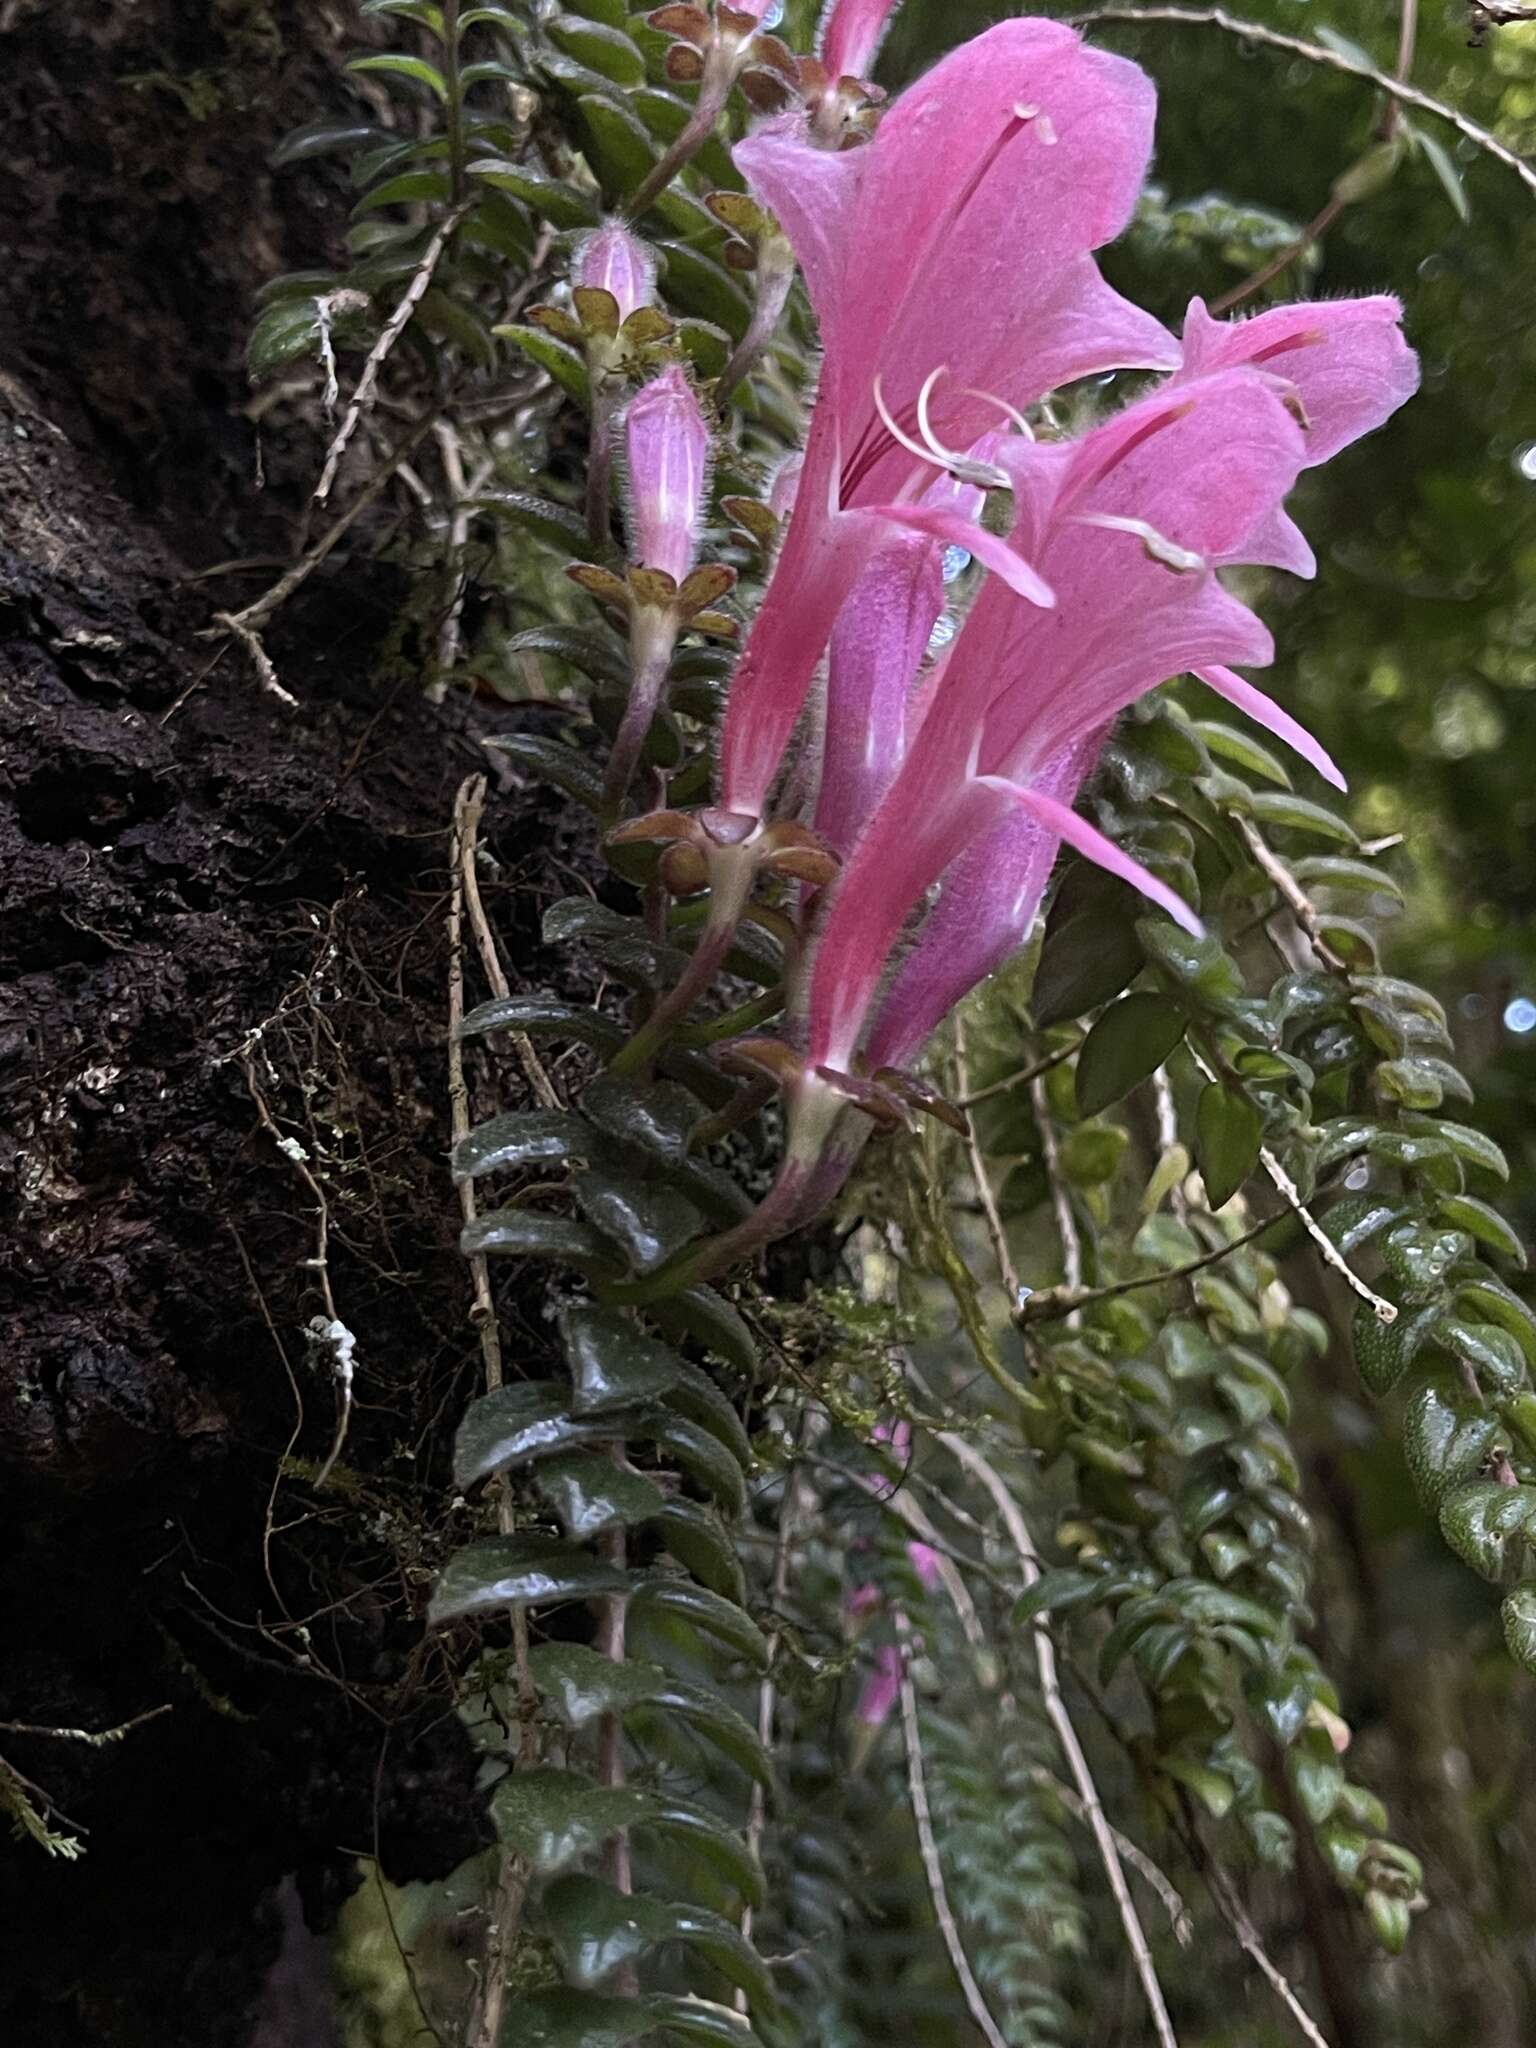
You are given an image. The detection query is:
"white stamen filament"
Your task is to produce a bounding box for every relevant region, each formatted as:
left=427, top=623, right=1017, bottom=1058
left=1073, top=512, right=1207, bottom=574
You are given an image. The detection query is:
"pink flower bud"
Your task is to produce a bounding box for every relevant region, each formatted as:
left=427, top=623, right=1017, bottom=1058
left=906, top=1541, right=943, bottom=1593
left=575, top=220, right=656, bottom=325
left=624, top=366, right=711, bottom=586
left=820, top=0, right=902, bottom=82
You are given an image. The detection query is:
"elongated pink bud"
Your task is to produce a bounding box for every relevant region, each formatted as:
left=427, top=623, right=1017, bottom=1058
left=820, top=0, right=902, bottom=81
left=575, top=220, right=656, bottom=325
left=624, top=366, right=711, bottom=586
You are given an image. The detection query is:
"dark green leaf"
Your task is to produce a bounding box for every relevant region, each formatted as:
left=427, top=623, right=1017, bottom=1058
left=647, top=1289, right=758, bottom=1375
left=1032, top=865, right=1145, bottom=1027
left=1248, top=791, right=1357, bottom=845
left=492, top=1767, right=653, bottom=1873
left=651, top=1501, right=746, bottom=1603
left=574, top=1171, right=703, bottom=1273
left=1195, top=1083, right=1262, bottom=1209
left=348, top=51, right=448, bottom=97
left=1440, top=1482, right=1536, bottom=1585
left=430, top=1535, right=628, bottom=1622
left=1403, top=1377, right=1500, bottom=1510
left=1435, top=1318, right=1526, bottom=1394
left=496, top=321, right=591, bottom=401
left=484, top=731, right=607, bottom=811
left=1193, top=719, right=1291, bottom=787
left=457, top=995, right=626, bottom=1055
left=544, top=1875, right=771, bottom=2004
left=1073, top=992, right=1186, bottom=1117
left=1381, top=1221, right=1472, bottom=1302
left=474, top=489, right=591, bottom=551
left=564, top=1304, right=684, bottom=1415
left=1502, top=1584, right=1536, bottom=1673
left=469, top=157, right=599, bottom=228
left=460, top=1209, right=619, bottom=1271
left=536, top=1455, right=668, bottom=1538
left=272, top=121, right=386, bottom=168
left=453, top=1110, right=593, bottom=1182
left=629, top=1579, right=769, bottom=1670
left=498, top=1989, right=653, bottom=2048
left=1290, top=855, right=1404, bottom=901
left=502, top=625, right=630, bottom=685
left=579, top=94, right=659, bottom=202
left=455, top=1383, right=613, bottom=1487
left=1456, top=1273, right=1536, bottom=1365
left=1437, top=1194, right=1526, bottom=1268
left=1352, top=1298, right=1437, bottom=1397
left=548, top=16, right=647, bottom=85
left=528, top=1646, right=772, bottom=1783
left=645, top=1994, right=761, bottom=2044
left=651, top=1413, right=746, bottom=1514
left=654, top=240, right=752, bottom=341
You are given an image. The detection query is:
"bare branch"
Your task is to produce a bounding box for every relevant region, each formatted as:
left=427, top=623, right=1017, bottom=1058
left=938, top=1433, right=1182, bottom=2048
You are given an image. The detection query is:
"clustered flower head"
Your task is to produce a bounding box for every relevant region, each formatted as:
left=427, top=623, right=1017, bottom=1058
left=582, top=6, right=1418, bottom=1260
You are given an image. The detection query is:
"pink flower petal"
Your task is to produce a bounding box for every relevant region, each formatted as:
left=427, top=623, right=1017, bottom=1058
left=1194, top=665, right=1346, bottom=790
left=1180, top=294, right=1419, bottom=467
left=820, top=0, right=903, bottom=82
left=869, top=502, right=1055, bottom=610
left=866, top=735, right=1099, bottom=1069
left=815, top=528, right=946, bottom=859
left=983, top=777, right=1203, bottom=935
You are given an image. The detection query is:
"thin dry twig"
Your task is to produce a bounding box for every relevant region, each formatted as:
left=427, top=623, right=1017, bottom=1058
left=1030, top=1069, right=1083, bottom=1323
left=939, top=1433, right=1182, bottom=2048
left=895, top=1612, right=1012, bottom=2048
left=0, top=1706, right=172, bottom=1746
left=736, top=1442, right=804, bottom=2007
left=1018, top=1203, right=1296, bottom=1324
left=957, top=1033, right=1083, bottom=1108
left=315, top=205, right=471, bottom=503
left=1069, top=6, right=1536, bottom=201
left=456, top=775, right=562, bottom=1112
left=242, top=1058, right=356, bottom=1486
left=206, top=410, right=440, bottom=644
left=450, top=776, right=535, bottom=2048
left=430, top=422, right=494, bottom=704
left=1201, top=1851, right=1335, bottom=2048
left=1032, top=1769, right=1194, bottom=1944
left=209, top=608, right=299, bottom=709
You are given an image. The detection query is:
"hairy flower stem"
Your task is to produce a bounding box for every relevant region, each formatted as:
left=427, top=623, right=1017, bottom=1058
left=688, top=1076, right=774, bottom=1152
left=718, top=236, right=797, bottom=404
left=604, top=609, right=681, bottom=823
left=613, top=1110, right=865, bottom=1300
left=607, top=845, right=757, bottom=1077
left=586, top=372, right=621, bottom=556
left=676, top=984, right=785, bottom=1047
left=627, top=74, right=732, bottom=219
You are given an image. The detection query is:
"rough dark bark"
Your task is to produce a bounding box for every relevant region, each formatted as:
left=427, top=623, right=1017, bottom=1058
left=0, top=6, right=578, bottom=2041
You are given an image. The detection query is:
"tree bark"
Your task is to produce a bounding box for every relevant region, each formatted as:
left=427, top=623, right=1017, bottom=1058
left=0, top=7, right=574, bottom=2040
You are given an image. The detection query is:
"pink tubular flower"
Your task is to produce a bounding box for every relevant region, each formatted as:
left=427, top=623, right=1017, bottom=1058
left=855, top=1642, right=903, bottom=1728
left=859, top=298, right=1419, bottom=1072
left=575, top=220, right=656, bottom=324
left=800, top=367, right=1317, bottom=1083
left=623, top=366, right=711, bottom=587
left=814, top=460, right=988, bottom=859
left=820, top=0, right=903, bottom=82
left=715, top=19, right=1180, bottom=824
